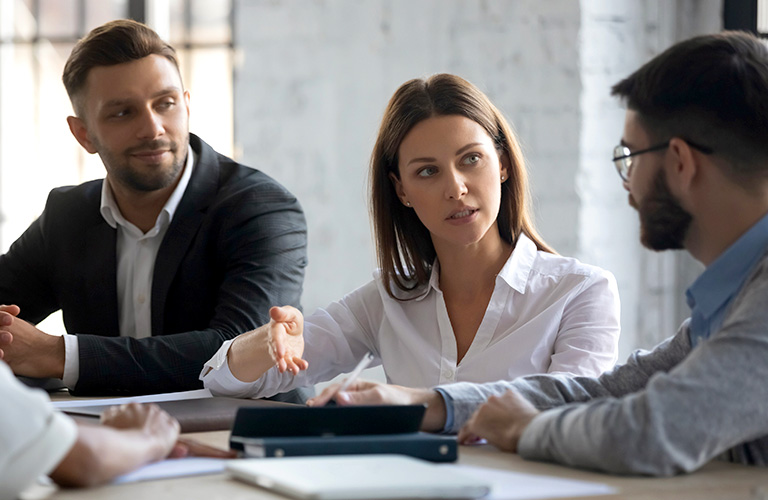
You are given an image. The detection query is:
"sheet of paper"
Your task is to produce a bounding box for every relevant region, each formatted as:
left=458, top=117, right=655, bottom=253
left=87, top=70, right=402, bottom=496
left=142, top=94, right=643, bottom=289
left=441, top=464, right=616, bottom=499
left=50, top=388, right=212, bottom=409
left=112, top=457, right=230, bottom=484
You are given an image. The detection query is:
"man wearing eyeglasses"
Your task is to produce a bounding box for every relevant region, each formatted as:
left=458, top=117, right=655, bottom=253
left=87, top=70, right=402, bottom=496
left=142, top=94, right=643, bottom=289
left=321, top=31, right=768, bottom=476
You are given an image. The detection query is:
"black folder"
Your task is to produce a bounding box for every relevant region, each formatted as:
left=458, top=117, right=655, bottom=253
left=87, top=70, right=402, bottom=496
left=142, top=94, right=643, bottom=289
left=229, top=405, right=458, bottom=463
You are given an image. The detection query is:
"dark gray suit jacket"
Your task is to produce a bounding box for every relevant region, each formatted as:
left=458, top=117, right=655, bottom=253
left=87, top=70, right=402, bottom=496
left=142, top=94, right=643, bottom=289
left=0, top=134, right=308, bottom=396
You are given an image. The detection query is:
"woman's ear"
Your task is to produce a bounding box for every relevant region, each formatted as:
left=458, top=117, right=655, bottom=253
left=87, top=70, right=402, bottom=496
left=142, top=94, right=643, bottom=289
left=389, top=172, right=410, bottom=206
left=499, top=152, right=510, bottom=183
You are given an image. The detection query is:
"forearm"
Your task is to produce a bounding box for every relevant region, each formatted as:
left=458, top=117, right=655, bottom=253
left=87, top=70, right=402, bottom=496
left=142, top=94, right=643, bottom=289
left=50, top=424, right=169, bottom=487
left=4, top=326, right=65, bottom=379
left=36, top=333, right=65, bottom=379
left=226, top=324, right=276, bottom=382
left=443, top=328, right=690, bottom=433
left=440, top=374, right=624, bottom=434
left=517, top=323, right=768, bottom=475
left=418, top=390, right=447, bottom=432
left=73, top=330, right=233, bottom=395
left=517, top=387, right=696, bottom=475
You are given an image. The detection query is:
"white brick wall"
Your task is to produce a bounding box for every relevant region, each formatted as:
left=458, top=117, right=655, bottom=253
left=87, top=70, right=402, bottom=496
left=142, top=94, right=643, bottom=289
left=234, top=0, right=720, bottom=361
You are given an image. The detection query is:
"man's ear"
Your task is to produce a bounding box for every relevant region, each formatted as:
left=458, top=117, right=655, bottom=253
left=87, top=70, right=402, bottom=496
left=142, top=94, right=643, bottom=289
left=666, top=137, right=698, bottom=195
left=183, top=90, right=191, bottom=118
left=66, top=116, right=97, bottom=154
left=388, top=172, right=409, bottom=206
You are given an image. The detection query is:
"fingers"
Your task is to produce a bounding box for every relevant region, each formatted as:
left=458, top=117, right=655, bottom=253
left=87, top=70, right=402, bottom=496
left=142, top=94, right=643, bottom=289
left=457, top=418, right=476, bottom=444
left=333, top=389, right=372, bottom=406
left=269, top=305, right=299, bottom=326
left=101, top=402, right=175, bottom=432
left=458, top=430, right=483, bottom=445
left=269, top=313, right=296, bottom=362
left=333, top=381, right=384, bottom=406
left=270, top=306, right=304, bottom=337
left=307, top=382, right=343, bottom=407
left=283, top=355, right=309, bottom=374
left=457, top=409, right=485, bottom=445
left=168, top=442, right=190, bottom=459
left=275, top=357, right=288, bottom=373
left=143, top=405, right=180, bottom=459
left=0, top=331, right=10, bottom=360
left=172, top=438, right=237, bottom=458
left=0, top=304, right=20, bottom=317
left=99, top=403, right=180, bottom=461
left=0, top=312, right=13, bottom=327
left=101, top=401, right=144, bottom=428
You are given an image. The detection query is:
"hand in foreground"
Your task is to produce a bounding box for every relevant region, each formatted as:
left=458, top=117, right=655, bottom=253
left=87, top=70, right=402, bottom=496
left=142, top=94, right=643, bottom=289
left=101, top=402, right=236, bottom=458
left=457, top=390, right=539, bottom=452
left=307, top=380, right=448, bottom=432
left=101, top=402, right=180, bottom=457
left=267, top=305, right=308, bottom=375
left=53, top=403, right=182, bottom=487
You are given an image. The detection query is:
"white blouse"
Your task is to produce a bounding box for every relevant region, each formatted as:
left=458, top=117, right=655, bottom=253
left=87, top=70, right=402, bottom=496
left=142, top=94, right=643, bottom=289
left=0, top=363, right=77, bottom=499
left=201, top=234, right=621, bottom=398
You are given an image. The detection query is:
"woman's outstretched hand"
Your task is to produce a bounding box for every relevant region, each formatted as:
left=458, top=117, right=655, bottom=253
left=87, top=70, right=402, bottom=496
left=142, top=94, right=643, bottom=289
left=267, top=305, right=309, bottom=375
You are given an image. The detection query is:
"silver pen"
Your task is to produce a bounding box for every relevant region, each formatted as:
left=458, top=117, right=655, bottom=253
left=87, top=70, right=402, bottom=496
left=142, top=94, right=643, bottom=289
left=334, top=351, right=374, bottom=396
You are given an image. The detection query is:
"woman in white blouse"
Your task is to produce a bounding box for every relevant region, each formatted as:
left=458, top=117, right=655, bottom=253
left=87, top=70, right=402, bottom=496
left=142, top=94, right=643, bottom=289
left=200, top=74, right=620, bottom=399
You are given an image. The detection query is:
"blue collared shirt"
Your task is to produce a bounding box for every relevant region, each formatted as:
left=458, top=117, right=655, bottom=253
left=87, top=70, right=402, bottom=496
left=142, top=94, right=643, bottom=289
left=686, top=211, right=768, bottom=347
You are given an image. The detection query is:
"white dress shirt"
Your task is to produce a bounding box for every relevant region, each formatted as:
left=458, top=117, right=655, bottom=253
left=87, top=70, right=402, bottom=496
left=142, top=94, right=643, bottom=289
left=0, top=362, right=77, bottom=499
left=62, top=146, right=195, bottom=388
left=201, top=234, right=621, bottom=398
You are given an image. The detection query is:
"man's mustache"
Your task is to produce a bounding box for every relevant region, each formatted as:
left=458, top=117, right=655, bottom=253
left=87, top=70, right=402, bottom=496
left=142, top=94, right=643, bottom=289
left=125, top=140, right=176, bottom=154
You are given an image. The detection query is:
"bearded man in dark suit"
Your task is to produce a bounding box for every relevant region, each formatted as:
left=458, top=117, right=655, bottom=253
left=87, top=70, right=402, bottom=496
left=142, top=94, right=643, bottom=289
left=0, top=19, right=309, bottom=398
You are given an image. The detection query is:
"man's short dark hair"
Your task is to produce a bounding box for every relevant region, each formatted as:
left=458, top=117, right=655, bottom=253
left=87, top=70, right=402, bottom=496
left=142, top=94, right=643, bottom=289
left=62, top=19, right=181, bottom=116
left=612, top=31, right=768, bottom=182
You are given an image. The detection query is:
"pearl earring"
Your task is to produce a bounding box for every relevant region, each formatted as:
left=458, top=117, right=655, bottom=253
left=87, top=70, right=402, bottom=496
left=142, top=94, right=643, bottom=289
left=501, top=176, right=506, bottom=181
left=405, top=202, right=411, bottom=207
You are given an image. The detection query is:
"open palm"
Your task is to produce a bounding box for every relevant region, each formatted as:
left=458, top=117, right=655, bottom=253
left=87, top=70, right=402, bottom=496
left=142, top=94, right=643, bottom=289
left=267, top=305, right=309, bottom=374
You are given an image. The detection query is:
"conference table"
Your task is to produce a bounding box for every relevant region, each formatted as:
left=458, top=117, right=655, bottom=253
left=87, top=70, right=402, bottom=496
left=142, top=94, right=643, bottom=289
left=24, top=425, right=768, bottom=500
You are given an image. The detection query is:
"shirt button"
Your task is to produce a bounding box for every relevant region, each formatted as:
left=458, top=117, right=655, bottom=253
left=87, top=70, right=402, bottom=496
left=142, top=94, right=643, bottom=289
left=137, top=294, right=146, bottom=304
left=443, top=369, right=454, bottom=380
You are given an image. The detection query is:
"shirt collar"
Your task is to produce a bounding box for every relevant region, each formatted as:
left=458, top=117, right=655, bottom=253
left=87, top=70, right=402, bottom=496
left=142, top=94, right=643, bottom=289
left=686, top=210, right=768, bottom=318
left=497, top=233, right=537, bottom=294
left=100, top=144, right=195, bottom=232
left=425, top=232, right=536, bottom=297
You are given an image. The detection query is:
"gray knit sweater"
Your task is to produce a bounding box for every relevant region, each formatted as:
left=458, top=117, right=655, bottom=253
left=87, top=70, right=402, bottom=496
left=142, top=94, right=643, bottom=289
left=441, top=253, right=768, bottom=476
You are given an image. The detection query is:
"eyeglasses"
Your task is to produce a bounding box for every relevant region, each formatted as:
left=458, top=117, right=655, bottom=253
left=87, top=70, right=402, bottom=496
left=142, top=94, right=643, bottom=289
left=612, top=140, right=714, bottom=182
left=612, top=142, right=669, bottom=182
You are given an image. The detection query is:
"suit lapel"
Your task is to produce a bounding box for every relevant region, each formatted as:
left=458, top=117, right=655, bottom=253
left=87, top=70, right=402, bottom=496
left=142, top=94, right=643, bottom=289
left=84, top=189, right=120, bottom=336
left=151, top=135, right=219, bottom=336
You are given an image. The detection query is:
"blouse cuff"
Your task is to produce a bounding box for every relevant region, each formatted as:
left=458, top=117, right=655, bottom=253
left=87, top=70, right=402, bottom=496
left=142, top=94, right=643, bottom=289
left=199, top=340, right=260, bottom=396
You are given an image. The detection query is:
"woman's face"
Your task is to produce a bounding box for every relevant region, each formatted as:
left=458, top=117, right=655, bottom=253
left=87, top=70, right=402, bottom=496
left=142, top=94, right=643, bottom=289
left=392, top=114, right=508, bottom=253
